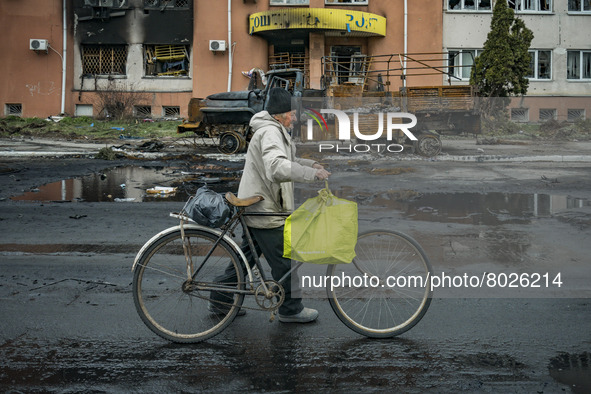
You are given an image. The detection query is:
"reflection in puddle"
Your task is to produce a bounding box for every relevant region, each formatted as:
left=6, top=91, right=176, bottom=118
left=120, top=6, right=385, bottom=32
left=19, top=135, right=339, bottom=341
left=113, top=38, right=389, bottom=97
left=549, top=352, right=591, bottom=394
left=337, top=190, right=589, bottom=225
left=11, top=165, right=240, bottom=203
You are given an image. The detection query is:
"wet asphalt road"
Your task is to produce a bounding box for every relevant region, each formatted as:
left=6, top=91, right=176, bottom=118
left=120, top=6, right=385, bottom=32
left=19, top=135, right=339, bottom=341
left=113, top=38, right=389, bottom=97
left=1, top=140, right=591, bottom=393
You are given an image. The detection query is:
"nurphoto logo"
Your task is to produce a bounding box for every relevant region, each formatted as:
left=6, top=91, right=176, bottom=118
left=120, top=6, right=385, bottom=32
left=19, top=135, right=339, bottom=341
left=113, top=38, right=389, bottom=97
left=303, top=109, right=418, bottom=154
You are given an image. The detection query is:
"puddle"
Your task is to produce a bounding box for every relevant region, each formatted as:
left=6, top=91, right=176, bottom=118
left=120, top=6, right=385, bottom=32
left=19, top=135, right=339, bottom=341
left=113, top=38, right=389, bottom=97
left=549, top=352, right=591, bottom=393
left=11, top=165, right=240, bottom=203
left=335, top=189, right=589, bottom=225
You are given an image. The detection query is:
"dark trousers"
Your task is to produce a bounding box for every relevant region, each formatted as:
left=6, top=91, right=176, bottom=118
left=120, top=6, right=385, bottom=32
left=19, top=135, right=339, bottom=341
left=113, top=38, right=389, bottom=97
left=211, top=226, right=304, bottom=316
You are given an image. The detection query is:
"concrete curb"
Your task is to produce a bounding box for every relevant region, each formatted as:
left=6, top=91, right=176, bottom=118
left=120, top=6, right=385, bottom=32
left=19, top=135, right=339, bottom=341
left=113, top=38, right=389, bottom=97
left=1, top=150, right=591, bottom=163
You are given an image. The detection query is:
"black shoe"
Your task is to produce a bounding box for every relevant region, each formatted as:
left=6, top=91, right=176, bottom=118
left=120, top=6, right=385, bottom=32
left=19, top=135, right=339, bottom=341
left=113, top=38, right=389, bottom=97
left=208, top=302, right=246, bottom=316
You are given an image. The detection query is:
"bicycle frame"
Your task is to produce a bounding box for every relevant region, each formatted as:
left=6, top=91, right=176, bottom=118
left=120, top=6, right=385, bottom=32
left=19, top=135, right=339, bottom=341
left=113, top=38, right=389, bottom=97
left=132, top=206, right=302, bottom=301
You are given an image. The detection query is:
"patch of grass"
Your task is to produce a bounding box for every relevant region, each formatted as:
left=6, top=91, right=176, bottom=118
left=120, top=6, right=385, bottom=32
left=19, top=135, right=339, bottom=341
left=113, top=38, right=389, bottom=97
left=0, top=116, right=181, bottom=140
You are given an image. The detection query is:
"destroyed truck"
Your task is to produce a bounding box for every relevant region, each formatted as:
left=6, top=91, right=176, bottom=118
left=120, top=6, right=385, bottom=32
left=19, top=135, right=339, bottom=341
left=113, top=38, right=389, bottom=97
left=178, top=54, right=481, bottom=157
left=177, top=68, right=321, bottom=154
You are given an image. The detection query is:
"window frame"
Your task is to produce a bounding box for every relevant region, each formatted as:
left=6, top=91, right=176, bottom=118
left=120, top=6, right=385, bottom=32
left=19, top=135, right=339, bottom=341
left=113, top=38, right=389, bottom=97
left=567, top=109, right=586, bottom=122
left=5, top=103, right=22, bottom=117
left=447, top=0, right=492, bottom=12
left=539, top=108, right=557, bottom=122
left=507, top=0, right=552, bottom=12
left=143, top=44, right=190, bottom=78
left=270, top=0, right=309, bottom=6
left=511, top=107, right=530, bottom=122
left=527, top=49, right=552, bottom=80
left=325, top=0, right=369, bottom=5
left=448, top=49, right=482, bottom=80
left=81, top=44, right=128, bottom=76
left=568, top=0, right=591, bottom=12
left=567, top=50, right=591, bottom=80
left=163, top=106, right=181, bottom=117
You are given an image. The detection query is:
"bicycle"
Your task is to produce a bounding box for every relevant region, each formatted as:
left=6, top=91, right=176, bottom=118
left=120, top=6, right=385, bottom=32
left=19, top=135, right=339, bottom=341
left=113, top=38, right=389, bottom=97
left=132, top=191, right=433, bottom=343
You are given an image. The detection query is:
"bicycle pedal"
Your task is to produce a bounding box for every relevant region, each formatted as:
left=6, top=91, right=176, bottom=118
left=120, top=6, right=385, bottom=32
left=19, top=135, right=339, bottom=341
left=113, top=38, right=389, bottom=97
left=269, top=310, right=277, bottom=323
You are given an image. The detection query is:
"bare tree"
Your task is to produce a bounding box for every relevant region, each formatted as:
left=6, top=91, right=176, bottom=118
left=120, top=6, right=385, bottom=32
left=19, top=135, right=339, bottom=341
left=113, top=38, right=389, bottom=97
left=92, top=80, right=151, bottom=120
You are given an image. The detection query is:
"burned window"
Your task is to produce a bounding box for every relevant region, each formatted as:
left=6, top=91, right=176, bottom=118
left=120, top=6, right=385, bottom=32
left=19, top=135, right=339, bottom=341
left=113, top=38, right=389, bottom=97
left=144, top=0, right=190, bottom=9
left=508, top=0, right=551, bottom=11
left=82, top=45, right=127, bottom=75
left=567, top=50, right=591, bottom=80
left=448, top=0, right=491, bottom=10
left=568, top=0, right=591, bottom=11
left=527, top=50, right=552, bottom=80
left=144, top=45, right=189, bottom=77
left=5, top=103, right=22, bottom=117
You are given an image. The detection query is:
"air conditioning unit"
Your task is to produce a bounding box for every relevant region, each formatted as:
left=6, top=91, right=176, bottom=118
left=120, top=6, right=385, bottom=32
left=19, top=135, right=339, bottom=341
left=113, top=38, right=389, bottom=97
left=30, top=39, right=48, bottom=51
left=209, top=40, right=227, bottom=52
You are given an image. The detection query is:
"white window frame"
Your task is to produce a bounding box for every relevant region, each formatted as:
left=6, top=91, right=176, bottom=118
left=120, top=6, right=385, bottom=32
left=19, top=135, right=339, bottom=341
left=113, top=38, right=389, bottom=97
left=270, top=0, right=309, bottom=5
left=325, top=0, right=369, bottom=5
left=448, top=49, right=482, bottom=80
left=568, top=0, right=591, bottom=12
left=508, top=0, right=552, bottom=12
left=527, top=50, right=552, bottom=80
left=567, top=50, right=591, bottom=80
left=447, top=0, right=492, bottom=11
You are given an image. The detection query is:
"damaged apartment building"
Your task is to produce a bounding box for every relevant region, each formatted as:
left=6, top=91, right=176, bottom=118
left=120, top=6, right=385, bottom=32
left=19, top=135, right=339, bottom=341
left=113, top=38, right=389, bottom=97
left=0, top=0, right=589, bottom=122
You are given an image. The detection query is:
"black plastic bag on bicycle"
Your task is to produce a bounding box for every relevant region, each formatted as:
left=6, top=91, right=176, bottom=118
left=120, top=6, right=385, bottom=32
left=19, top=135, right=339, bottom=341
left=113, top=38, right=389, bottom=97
left=182, top=185, right=231, bottom=228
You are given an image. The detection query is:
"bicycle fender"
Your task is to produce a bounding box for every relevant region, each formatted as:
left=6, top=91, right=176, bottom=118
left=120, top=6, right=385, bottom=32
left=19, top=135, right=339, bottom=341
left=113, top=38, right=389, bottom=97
left=131, top=224, right=250, bottom=277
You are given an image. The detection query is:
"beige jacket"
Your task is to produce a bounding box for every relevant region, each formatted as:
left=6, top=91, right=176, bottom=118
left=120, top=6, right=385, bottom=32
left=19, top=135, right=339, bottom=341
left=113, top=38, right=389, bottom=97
left=237, top=111, right=318, bottom=229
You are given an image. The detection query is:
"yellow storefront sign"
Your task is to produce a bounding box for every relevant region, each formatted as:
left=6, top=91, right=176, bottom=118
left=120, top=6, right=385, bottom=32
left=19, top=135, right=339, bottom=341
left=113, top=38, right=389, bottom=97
left=249, top=8, right=386, bottom=37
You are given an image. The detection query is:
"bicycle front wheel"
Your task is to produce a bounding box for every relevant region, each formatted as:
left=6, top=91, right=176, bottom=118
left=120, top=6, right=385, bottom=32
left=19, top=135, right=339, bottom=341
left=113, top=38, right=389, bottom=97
left=327, top=230, right=433, bottom=338
left=133, top=228, right=245, bottom=343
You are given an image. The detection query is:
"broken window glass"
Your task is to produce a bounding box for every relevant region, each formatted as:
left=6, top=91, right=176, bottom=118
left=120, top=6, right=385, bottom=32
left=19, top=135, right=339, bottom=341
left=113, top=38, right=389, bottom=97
left=508, top=0, right=519, bottom=10
left=144, top=45, right=189, bottom=77
left=539, top=0, right=550, bottom=10
left=464, top=0, right=476, bottom=9
left=479, top=0, right=492, bottom=10
left=449, top=0, right=461, bottom=9
left=82, top=45, right=127, bottom=75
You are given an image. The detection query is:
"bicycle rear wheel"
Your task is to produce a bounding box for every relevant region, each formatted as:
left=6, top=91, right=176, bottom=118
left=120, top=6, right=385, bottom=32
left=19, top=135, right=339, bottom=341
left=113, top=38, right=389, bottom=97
left=133, top=228, right=244, bottom=343
left=327, top=230, right=432, bottom=338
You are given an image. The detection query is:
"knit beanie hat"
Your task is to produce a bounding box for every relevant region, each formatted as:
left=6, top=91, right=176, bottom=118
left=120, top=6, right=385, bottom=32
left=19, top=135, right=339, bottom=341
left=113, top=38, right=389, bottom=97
left=266, top=88, right=292, bottom=115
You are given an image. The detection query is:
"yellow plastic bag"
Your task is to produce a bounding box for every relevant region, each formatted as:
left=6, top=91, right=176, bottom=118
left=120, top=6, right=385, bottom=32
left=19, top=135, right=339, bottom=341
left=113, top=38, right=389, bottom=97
left=283, top=183, right=358, bottom=264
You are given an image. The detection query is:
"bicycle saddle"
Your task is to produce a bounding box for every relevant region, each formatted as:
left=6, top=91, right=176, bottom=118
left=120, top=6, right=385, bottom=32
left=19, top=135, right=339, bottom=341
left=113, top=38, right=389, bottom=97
left=225, top=192, right=264, bottom=207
